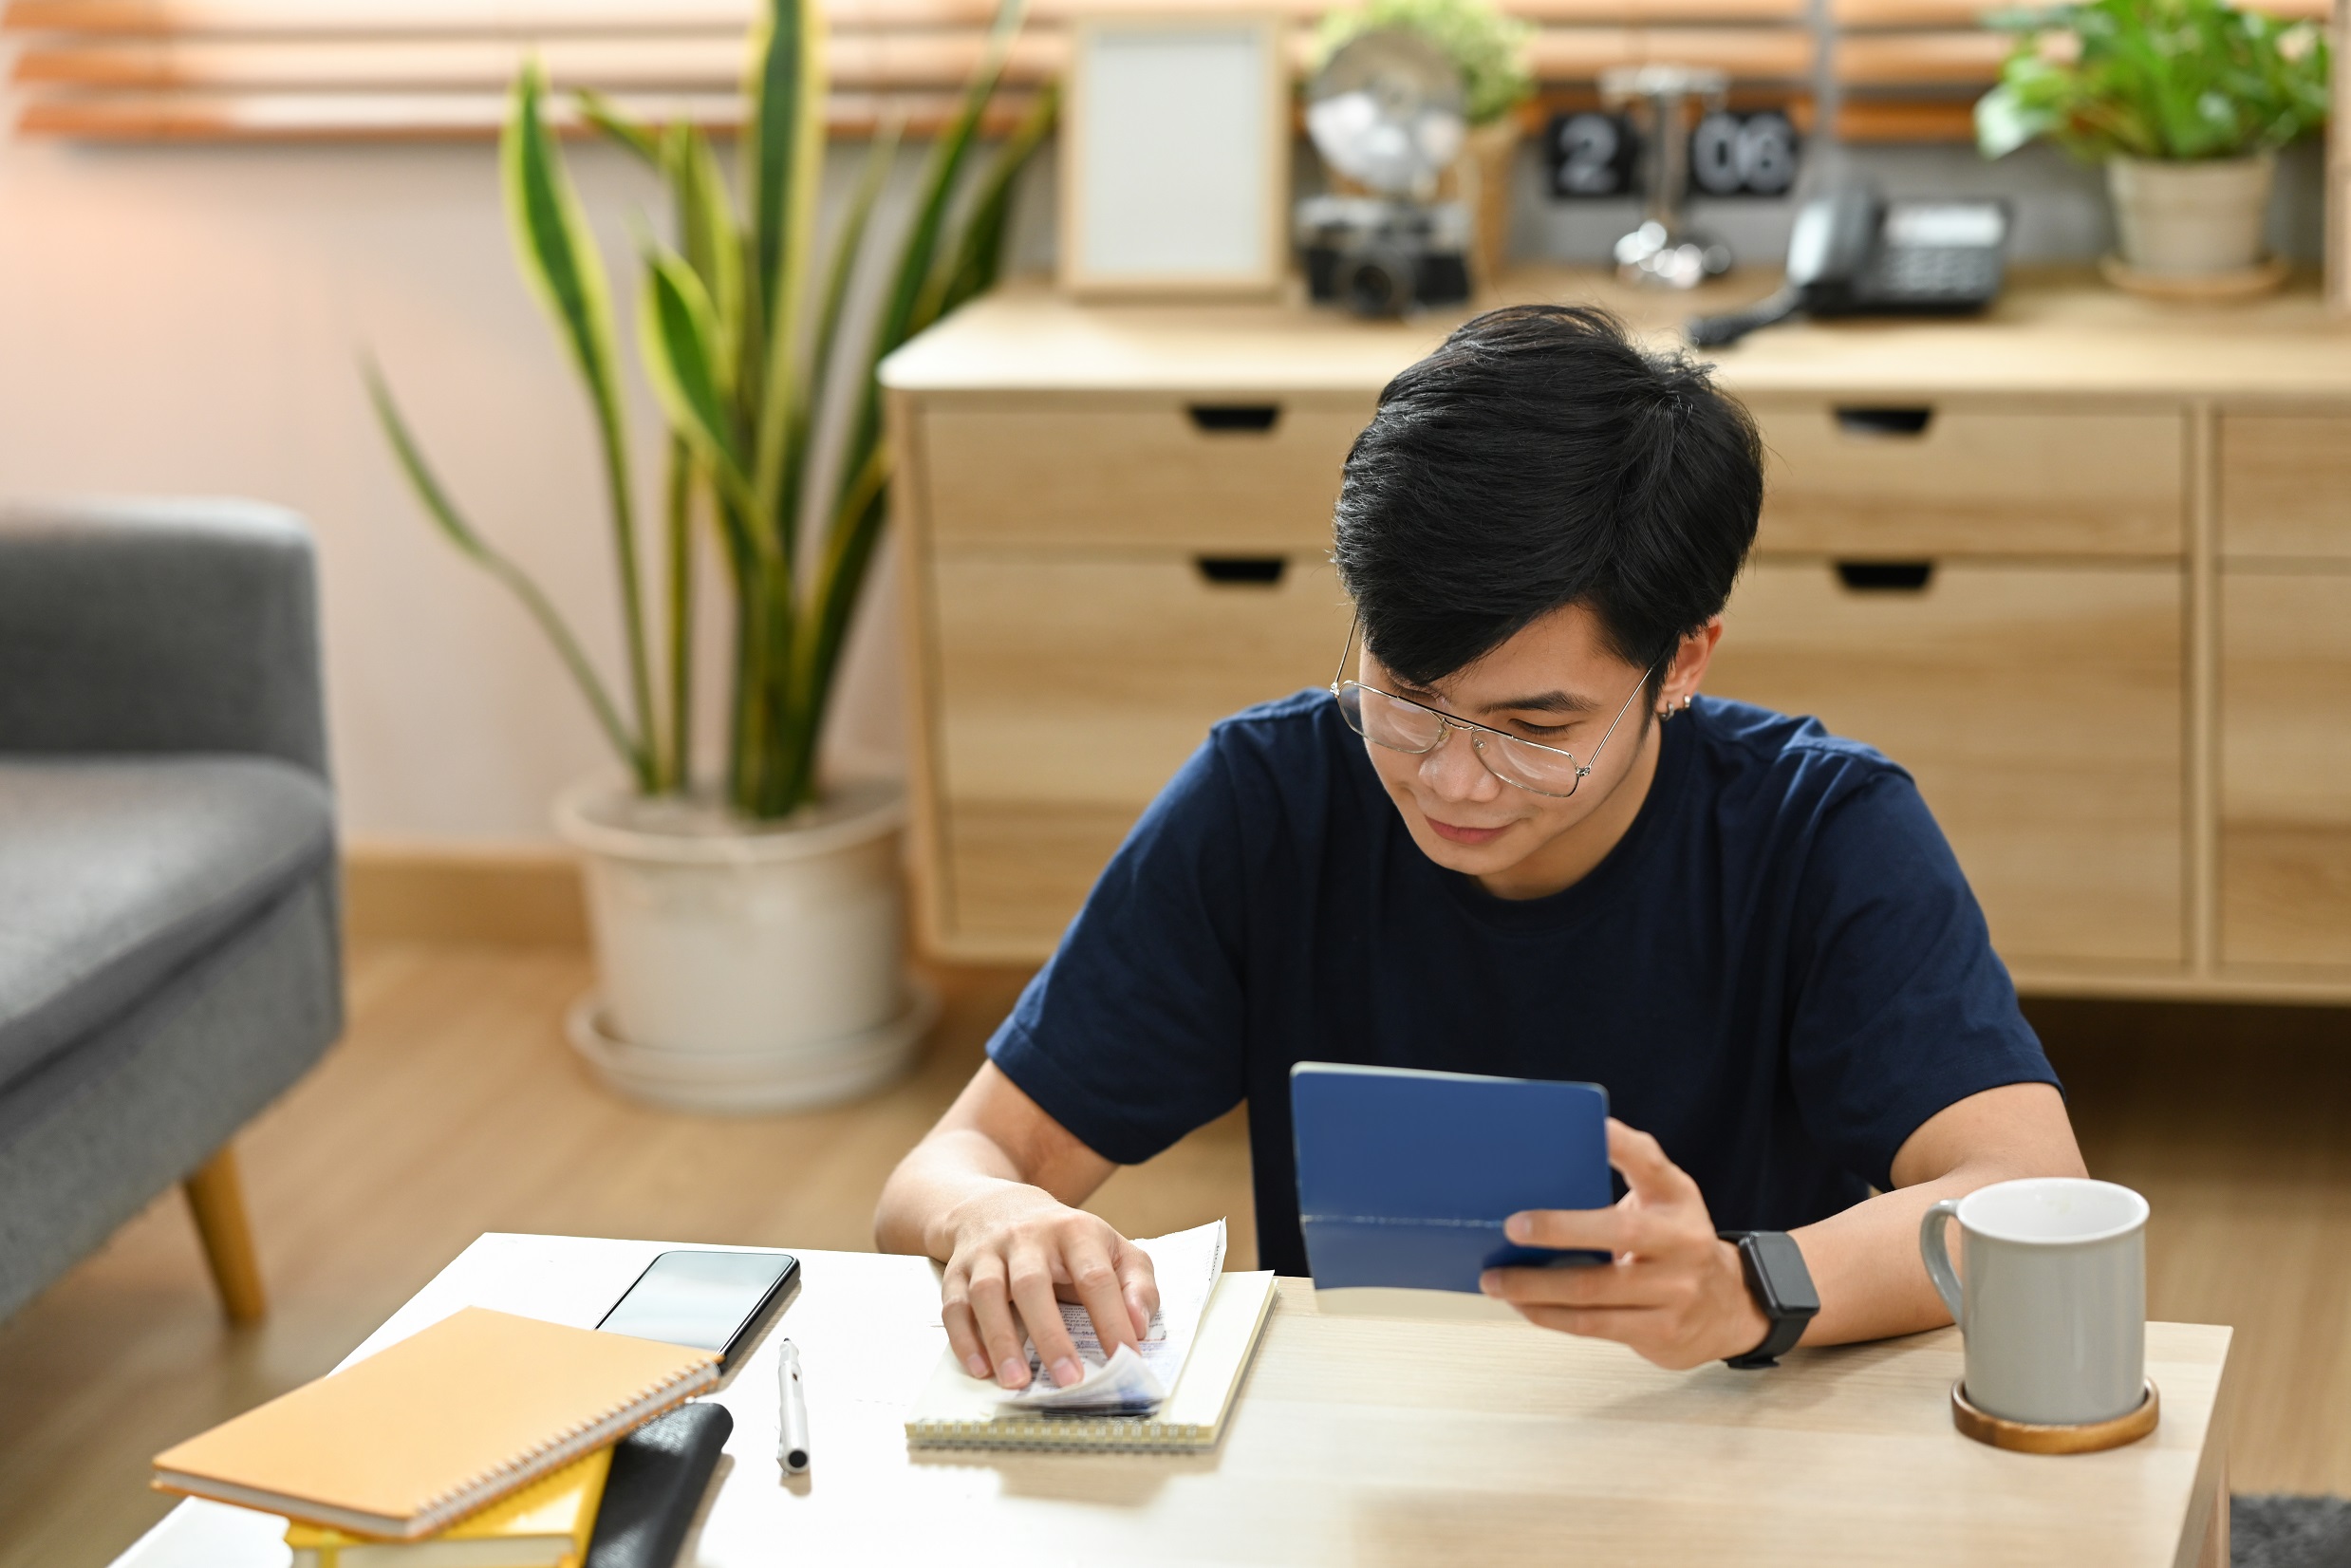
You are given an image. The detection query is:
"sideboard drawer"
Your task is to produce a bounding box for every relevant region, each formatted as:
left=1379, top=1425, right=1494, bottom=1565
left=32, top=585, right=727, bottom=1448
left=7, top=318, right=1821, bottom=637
left=920, top=396, right=1371, bottom=551
left=1706, top=559, right=2184, bottom=967
left=924, top=550, right=1353, bottom=945
left=2219, top=414, right=2351, bottom=559
left=1749, top=402, right=2185, bottom=558
left=2221, top=571, right=2351, bottom=970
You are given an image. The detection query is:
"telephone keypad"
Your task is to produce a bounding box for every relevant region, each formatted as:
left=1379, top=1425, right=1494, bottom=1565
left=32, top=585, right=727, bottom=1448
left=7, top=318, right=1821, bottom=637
left=1863, top=245, right=2005, bottom=305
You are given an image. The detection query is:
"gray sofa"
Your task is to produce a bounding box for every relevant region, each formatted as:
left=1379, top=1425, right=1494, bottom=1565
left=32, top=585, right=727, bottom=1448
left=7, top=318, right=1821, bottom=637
left=0, top=499, right=343, bottom=1325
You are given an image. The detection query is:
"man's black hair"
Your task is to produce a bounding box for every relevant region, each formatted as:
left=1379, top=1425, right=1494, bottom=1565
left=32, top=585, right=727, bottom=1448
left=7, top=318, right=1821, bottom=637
left=1332, top=303, right=1763, bottom=694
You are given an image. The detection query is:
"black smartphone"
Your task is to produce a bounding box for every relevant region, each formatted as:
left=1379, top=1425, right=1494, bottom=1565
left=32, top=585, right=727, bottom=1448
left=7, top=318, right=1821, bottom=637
left=595, top=1249, right=798, bottom=1371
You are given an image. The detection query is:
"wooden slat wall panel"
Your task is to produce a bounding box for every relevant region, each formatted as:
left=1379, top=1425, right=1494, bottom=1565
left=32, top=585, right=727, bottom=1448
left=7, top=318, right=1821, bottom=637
left=1525, top=26, right=1811, bottom=76
left=1831, top=97, right=1971, bottom=140
left=1, top=0, right=758, bottom=28
left=11, top=88, right=1052, bottom=137
left=14, top=27, right=1825, bottom=93
left=13, top=33, right=1074, bottom=90
left=1835, top=29, right=2006, bottom=84
left=1538, top=83, right=1817, bottom=116
left=6, top=0, right=2330, bottom=140
left=1834, top=0, right=2329, bottom=22
left=1525, top=0, right=1805, bottom=19
left=6, top=0, right=1813, bottom=138
left=5, top=0, right=1808, bottom=28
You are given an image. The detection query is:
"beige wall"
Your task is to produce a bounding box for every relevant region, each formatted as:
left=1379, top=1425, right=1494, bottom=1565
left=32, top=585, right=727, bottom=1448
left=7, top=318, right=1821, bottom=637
left=0, top=131, right=913, bottom=844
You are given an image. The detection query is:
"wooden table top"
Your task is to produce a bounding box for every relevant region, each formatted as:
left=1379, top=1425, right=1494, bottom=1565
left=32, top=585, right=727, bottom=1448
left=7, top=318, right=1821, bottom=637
left=114, top=1232, right=2233, bottom=1568
left=879, top=269, right=2351, bottom=402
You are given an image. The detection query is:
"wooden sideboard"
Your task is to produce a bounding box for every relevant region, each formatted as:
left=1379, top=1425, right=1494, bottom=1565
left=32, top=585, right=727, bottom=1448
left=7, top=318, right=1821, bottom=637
left=880, top=271, right=2351, bottom=1003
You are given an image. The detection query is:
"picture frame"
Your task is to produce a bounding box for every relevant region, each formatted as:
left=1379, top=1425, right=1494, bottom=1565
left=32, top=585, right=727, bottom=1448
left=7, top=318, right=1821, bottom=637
left=1058, top=10, right=1291, bottom=299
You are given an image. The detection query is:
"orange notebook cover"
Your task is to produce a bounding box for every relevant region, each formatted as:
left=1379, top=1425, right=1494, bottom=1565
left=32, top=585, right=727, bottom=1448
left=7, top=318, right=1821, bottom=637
left=152, top=1307, right=718, bottom=1540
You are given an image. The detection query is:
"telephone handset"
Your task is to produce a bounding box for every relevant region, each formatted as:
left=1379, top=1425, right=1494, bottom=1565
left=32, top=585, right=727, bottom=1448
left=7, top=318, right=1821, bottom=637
left=1687, top=187, right=2009, bottom=347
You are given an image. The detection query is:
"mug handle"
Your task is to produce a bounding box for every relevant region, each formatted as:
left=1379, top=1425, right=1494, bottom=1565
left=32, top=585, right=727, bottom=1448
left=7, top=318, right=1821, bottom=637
left=1919, top=1199, right=1966, bottom=1328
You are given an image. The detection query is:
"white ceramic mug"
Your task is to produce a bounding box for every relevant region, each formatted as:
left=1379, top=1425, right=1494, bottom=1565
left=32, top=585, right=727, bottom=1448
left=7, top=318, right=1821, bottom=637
left=1919, top=1177, right=2149, bottom=1427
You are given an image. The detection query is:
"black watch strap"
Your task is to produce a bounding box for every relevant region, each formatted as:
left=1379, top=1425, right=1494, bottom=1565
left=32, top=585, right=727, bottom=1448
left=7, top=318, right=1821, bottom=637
left=1719, top=1230, right=1820, bottom=1369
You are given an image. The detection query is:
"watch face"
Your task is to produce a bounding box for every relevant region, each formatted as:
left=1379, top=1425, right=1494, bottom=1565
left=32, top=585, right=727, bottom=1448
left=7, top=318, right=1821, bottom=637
left=1749, top=1232, right=1820, bottom=1316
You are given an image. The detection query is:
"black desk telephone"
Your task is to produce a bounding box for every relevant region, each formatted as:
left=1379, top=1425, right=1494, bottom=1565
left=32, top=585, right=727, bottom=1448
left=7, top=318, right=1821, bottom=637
left=1687, top=187, right=2010, bottom=347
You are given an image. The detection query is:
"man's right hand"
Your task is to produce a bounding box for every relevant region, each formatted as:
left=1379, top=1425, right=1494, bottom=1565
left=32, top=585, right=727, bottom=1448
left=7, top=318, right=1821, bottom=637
left=938, top=1183, right=1159, bottom=1390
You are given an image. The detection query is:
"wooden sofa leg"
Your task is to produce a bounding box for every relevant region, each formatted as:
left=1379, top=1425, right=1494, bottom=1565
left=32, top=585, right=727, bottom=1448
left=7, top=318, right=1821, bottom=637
left=182, top=1145, right=267, bottom=1324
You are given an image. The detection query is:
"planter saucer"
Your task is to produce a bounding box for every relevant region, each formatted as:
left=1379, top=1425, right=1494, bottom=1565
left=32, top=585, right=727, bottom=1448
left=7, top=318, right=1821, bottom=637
left=565, top=978, right=940, bottom=1115
left=2099, top=253, right=2288, bottom=302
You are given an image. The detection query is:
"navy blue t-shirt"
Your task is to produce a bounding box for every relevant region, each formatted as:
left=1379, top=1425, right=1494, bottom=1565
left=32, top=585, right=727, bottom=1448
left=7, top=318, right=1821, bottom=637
left=989, top=690, right=2058, bottom=1278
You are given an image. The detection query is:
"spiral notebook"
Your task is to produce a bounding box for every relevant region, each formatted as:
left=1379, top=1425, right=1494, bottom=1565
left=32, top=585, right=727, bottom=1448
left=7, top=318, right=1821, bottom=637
left=905, top=1222, right=1278, bottom=1452
left=153, top=1307, right=718, bottom=1540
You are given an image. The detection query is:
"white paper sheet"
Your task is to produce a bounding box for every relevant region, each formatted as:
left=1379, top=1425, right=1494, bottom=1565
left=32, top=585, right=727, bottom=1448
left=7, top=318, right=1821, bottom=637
left=998, top=1219, right=1226, bottom=1414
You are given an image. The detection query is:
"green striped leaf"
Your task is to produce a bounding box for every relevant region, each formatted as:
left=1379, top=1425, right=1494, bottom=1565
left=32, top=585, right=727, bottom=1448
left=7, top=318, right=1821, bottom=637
left=671, top=123, right=746, bottom=369
left=575, top=87, right=660, bottom=165
left=744, top=0, right=822, bottom=341
left=785, top=112, right=902, bottom=540
left=503, top=58, right=657, bottom=760
left=638, top=245, right=758, bottom=524
left=934, top=83, right=1057, bottom=323
left=502, top=62, right=628, bottom=462
left=746, top=0, right=829, bottom=548
left=833, top=0, right=1023, bottom=519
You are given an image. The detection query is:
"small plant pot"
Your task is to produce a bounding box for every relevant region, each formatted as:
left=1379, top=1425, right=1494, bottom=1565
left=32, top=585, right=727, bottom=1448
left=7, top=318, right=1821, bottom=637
left=1453, top=120, right=1521, bottom=289
left=2105, top=152, right=2276, bottom=277
left=552, top=775, right=924, bottom=1112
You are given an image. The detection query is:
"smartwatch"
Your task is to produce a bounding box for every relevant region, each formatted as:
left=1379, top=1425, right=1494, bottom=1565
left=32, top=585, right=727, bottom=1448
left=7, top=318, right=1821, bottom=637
left=1718, top=1230, right=1820, bottom=1369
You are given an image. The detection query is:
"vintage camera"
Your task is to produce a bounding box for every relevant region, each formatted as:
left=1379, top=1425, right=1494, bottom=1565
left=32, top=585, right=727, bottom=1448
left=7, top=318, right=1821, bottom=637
left=1296, top=196, right=1472, bottom=317
left=1298, top=29, right=1475, bottom=319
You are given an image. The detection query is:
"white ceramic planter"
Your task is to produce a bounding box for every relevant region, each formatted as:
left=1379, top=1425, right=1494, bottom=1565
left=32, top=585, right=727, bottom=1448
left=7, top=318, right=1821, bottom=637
left=2106, top=152, right=2276, bottom=276
left=551, top=775, right=932, bottom=1113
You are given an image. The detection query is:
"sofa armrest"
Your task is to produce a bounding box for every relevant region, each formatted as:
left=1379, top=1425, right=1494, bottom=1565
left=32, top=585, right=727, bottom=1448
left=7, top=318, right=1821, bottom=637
left=0, top=499, right=328, bottom=777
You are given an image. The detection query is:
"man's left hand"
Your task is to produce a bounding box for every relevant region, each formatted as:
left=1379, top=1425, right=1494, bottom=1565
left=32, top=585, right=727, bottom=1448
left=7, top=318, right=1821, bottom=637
left=1480, top=1117, right=1773, bottom=1370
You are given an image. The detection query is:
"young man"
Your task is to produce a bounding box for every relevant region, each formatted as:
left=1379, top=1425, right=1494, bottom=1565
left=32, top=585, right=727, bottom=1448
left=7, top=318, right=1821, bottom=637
left=875, top=304, right=2084, bottom=1392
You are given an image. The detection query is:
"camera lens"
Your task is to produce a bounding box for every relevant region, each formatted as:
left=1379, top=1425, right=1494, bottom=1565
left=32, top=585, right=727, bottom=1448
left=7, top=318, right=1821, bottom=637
left=1343, top=250, right=1415, bottom=318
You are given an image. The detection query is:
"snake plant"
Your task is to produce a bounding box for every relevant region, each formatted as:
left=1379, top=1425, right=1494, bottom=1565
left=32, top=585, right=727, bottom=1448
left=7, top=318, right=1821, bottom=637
left=369, top=0, right=1053, bottom=818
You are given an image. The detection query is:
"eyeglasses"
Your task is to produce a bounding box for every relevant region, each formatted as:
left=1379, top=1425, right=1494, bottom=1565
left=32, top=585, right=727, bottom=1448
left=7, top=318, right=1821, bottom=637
left=1328, top=618, right=1656, bottom=800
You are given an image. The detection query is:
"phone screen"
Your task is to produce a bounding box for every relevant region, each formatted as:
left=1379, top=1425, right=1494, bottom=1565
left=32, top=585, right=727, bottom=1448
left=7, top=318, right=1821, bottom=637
left=596, top=1249, right=797, bottom=1368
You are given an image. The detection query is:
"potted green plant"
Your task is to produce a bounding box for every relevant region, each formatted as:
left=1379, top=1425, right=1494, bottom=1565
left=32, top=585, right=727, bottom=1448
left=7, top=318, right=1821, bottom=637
left=1976, top=0, right=2330, bottom=285
left=366, top=0, right=1052, bottom=1111
left=1314, top=0, right=1535, bottom=282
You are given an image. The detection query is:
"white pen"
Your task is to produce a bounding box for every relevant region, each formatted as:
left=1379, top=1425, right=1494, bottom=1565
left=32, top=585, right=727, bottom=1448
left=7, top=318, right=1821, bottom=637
left=777, top=1338, right=811, bottom=1474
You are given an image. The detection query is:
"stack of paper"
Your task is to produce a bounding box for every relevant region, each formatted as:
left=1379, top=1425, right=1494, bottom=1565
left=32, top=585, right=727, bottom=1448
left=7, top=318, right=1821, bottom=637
left=905, top=1219, right=1278, bottom=1451
left=998, top=1219, right=1227, bottom=1414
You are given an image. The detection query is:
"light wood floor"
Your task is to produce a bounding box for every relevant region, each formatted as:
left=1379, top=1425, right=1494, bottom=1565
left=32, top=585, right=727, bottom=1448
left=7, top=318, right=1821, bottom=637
left=0, top=945, right=2344, bottom=1568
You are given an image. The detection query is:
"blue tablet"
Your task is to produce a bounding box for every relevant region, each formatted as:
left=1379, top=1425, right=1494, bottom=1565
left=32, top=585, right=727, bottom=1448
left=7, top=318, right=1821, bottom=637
left=1290, top=1062, right=1613, bottom=1294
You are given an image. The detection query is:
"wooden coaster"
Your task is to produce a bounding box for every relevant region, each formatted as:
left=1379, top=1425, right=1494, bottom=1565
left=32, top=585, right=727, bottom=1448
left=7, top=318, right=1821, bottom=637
left=2099, top=253, right=2289, bottom=301
left=1950, top=1379, right=2159, bottom=1454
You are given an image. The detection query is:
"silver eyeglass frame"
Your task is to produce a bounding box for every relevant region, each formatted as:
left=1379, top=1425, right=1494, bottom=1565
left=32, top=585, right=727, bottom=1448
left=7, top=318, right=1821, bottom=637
left=1327, top=617, right=1661, bottom=800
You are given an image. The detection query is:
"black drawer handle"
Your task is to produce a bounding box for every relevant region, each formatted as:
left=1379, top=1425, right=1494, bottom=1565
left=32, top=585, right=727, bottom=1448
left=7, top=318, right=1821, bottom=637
left=1836, top=560, right=1935, bottom=592
left=1195, top=555, right=1287, bottom=586
left=1834, top=406, right=1935, bottom=437
left=1187, top=403, right=1282, bottom=434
